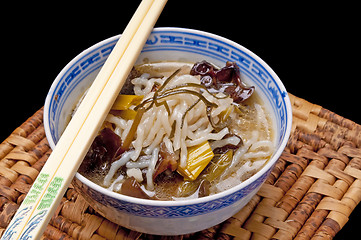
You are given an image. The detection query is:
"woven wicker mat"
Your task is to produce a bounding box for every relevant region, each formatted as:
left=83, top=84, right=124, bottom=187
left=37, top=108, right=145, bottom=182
left=0, top=93, right=361, bottom=240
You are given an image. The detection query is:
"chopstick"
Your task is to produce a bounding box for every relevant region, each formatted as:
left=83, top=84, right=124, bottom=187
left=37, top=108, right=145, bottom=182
left=2, top=0, right=167, bottom=239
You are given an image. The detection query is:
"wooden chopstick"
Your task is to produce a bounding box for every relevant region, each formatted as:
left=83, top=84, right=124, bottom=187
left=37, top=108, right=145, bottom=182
left=2, top=0, right=167, bottom=239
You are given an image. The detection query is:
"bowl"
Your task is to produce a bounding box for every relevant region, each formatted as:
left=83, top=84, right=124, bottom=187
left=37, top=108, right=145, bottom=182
left=44, top=27, right=292, bottom=235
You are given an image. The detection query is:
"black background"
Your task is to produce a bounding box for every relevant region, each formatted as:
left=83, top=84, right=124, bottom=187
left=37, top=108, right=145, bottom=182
left=1, top=1, right=359, bottom=238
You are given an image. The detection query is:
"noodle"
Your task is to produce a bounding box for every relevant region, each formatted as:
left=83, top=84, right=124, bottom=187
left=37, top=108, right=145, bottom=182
left=146, top=147, right=159, bottom=190
left=104, top=150, right=134, bottom=187
left=185, top=127, right=229, bottom=147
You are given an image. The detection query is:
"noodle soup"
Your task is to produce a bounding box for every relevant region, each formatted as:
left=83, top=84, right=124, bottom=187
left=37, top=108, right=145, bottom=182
left=77, top=60, right=274, bottom=201
left=44, top=28, right=292, bottom=234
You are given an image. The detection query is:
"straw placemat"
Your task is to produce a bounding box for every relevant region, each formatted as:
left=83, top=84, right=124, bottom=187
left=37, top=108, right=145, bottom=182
left=0, top=93, right=360, bottom=240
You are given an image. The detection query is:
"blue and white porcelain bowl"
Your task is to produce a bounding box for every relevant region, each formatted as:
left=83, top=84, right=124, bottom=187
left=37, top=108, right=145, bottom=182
left=43, top=27, right=292, bottom=235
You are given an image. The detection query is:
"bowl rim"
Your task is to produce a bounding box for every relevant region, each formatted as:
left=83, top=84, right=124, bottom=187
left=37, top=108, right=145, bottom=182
left=44, top=26, right=292, bottom=207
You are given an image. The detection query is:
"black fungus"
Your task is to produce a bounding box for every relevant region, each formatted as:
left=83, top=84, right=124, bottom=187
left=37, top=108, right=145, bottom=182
left=79, top=128, right=124, bottom=173
left=190, top=61, right=255, bottom=103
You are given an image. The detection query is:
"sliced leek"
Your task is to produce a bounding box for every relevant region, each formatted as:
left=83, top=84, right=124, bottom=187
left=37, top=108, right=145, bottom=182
left=111, top=95, right=144, bottom=120
left=112, top=94, right=144, bottom=110
left=177, top=141, right=214, bottom=181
